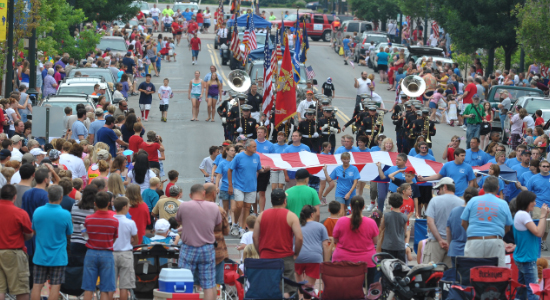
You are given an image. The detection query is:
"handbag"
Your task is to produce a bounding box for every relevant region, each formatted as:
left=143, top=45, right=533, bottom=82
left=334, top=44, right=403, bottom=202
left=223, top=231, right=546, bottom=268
left=338, top=46, right=344, bottom=56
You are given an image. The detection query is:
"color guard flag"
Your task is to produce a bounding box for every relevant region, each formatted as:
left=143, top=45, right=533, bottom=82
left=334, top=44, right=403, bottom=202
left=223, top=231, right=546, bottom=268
left=274, top=37, right=297, bottom=128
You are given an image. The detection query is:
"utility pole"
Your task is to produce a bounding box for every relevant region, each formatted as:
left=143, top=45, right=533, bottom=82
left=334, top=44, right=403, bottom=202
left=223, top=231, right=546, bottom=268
left=5, top=0, right=14, bottom=97
left=27, top=27, right=37, bottom=103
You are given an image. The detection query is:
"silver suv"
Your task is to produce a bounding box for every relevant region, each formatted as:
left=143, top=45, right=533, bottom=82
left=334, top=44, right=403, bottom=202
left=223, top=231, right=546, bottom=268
left=353, top=31, right=389, bottom=63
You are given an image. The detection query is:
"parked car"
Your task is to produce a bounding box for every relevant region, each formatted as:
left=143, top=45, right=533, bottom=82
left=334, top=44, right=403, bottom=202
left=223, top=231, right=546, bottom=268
left=487, top=85, right=544, bottom=119
left=306, top=1, right=320, bottom=10
left=414, top=56, right=454, bottom=68
left=335, top=15, right=355, bottom=22
left=352, top=31, right=389, bottom=61
left=57, top=78, right=114, bottom=104
left=131, top=1, right=150, bottom=15
left=172, top=2, right=199, bottom=14
left=96, top=36, right=128, bottom=58
left=368, top=43, right=408, bottom=70
left=333, top=20, right=374, bottom=52
left=407, top=46, right=445, bottom=63
left=229, top=32, right=268, bottom=70
left=270, top=13, right=335, bottom=42
left=40, top=95, right=95, bottom=113
left=66, top=68, right=117, bottom=92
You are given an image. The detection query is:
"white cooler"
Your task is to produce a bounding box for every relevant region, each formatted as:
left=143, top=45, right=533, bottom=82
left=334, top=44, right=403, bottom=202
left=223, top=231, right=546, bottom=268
left=158, top=268, right=194, bottom=294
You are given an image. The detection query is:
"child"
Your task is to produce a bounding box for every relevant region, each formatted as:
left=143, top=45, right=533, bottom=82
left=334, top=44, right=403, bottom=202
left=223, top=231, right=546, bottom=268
left=169, top=38, right=177, bottom=62
left=237, top=215, right=256, bottom=252
left=535, top=110, right=545, bottom=127
left=379, top=193, right=412, bottom=262
left=524, top=128, right=535, bottom=145
left=167, top=217, right=181, bottom=244
left=128, top=122, right=144, bottom=153
left=72, top=178, right=83, bottom=199
left=142, top=177, right=160, bottom=213
left=428, top=88, right=444, bottom=122
left=388, top=168, right=420, bottom=218
left=446, top=94, right=458, bottom=126
left=458, top=77, right=464, bottom=95
left=137, top=54, right=144, bottom=77
left=199, top=146, right=219, bottom=183
left=165, top=170, right=179, bottom=196
left=113, top=128, right=123, bottom=156
left=158, top=78, right=173, bottom=122
left=113, top=197, right=138, bottom=300
left=396, top=183, right=415, bottom=224
left=323, top=201, right=341, bottom=256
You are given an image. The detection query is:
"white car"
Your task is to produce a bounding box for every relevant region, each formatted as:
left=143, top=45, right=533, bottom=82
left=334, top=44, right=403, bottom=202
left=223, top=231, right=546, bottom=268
left=414, top=56, right=454, bottom=68
left=57, top=80, right=114, bottom=104
left=40, top=95, right=95, bottom=113
left=131, top=1, right=150, bottom=15
left=173, top=2, right=199, bottom=14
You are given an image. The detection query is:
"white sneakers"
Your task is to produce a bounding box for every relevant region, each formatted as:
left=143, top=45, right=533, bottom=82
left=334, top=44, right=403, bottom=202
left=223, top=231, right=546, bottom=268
left=230, top=224, right=240, bottom=237
left=366, top=203, right=375, bottom=211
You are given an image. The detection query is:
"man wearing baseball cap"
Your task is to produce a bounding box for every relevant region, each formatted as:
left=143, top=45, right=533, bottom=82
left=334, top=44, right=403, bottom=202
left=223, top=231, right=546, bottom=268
left=30, top=148, right=47, bottom=165
left=88, top=108, right=106, bottom=144
left=423, top=177, right=463, bottom=267
left=0, top=149, right=11, bottom=165
left=297, top=90, right=316, bottom=122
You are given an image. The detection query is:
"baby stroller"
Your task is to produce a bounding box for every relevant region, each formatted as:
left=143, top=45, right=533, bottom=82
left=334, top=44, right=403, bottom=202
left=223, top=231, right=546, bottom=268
left=373, top=253, right=447, bottom=300
left=133, top=243, right=180, bottom=299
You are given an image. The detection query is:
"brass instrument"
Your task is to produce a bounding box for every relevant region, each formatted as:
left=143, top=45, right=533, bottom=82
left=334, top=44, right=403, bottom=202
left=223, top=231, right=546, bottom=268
left=351, top=125, right=357, bottom=134
left=367, top=111, right=385, bottom=148
left=400, top=75, right=427, bottom=98
left=424, top=117, right=431, bottom=143
left=227, top=70, right=252, bottom=130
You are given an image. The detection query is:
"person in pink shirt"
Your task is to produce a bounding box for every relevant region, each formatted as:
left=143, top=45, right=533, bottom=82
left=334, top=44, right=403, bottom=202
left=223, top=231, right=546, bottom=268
left=428, top=88, right=445, bottom=122
left=332, top=196, right=378, bottom=287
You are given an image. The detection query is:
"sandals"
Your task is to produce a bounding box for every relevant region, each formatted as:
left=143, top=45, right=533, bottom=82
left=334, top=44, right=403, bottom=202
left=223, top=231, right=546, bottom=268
left=205, top=118, right=211, bottom=121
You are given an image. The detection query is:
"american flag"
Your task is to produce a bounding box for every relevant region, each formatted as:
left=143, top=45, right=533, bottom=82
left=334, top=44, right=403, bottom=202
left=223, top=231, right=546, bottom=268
left=230, top=17, right=243, bottom=60
left=305, top=66, right=316, bottom=80
left=262, top=31, right=274, bottom=118
left=277, top=21, right=284, bottom=61
left=243, top=15, right=257, bottom=53
left=432, top=21, right=439, bottom=38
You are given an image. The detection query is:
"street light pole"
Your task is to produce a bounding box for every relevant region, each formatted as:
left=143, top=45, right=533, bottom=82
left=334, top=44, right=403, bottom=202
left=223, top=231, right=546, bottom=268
left=5, top=0, right=14, bottom=98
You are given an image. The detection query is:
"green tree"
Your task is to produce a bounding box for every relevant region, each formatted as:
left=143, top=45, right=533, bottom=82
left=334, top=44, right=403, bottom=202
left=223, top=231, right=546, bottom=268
left=73, top=0, right=139, bottom=23
left=349, top=0, right=399, bottom=31
left=514, top=0, right=550, bottom=65
left=431, top=0, right=521, bottom=73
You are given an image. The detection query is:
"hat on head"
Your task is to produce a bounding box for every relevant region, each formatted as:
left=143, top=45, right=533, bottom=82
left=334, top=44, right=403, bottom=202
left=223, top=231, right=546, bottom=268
left=321, top=99, right=330, bottom=105
left=533, top=76, right=540, bottom=80
left=323, top=106, right=334, bottom=111
left=403, top=166, right=416, bottom=174
left=521, top=150, right=531, bottom=155
left=154, top=219, right=171, bottom=234
left=306, top=90, right=314, bottom=94
left=416, top=110, right=422, bottom=115
left=49, top=149, right=61, bottom=160
left=236, top=134, right=248, bottom=142
left=434, top=177, right=455, bottom=189
left=241, top=104, right=252, bottom=111
left=414, top=104, right=422, bottom=109
left=97, top=149, right=110, bottom=160
left=421, top=108, right=430, bottom=114
left=305, top=108, right=316, bottom=115
left=21, top=153, right=34, bottom=163
left=106, top=48, right=111, bottom=51
left=236, top=93, right=247, bottom=101
left=11, top=135, right=22, bottom=143
left=306, top=79, right=312, bottom=84
left=327, top=77, right=332, bottom=83
left=0, top=149, right=11, bottom=160
left=405, top=102, right=412, bottom=107
left=95, top=108, right=104, bottom=115
left=126, top=51, right=132, bottom=56
left=30, top=148, right=47, bottom=156
left=368, top=106, right=377, bottom=111
left=295, top=169, right=310, bottom=180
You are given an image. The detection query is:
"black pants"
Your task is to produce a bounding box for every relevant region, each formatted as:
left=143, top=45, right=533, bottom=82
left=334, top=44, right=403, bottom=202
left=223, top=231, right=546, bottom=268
left=381, top=249, right=406, bottom=263
left=301, top=137, right=319, bottom=153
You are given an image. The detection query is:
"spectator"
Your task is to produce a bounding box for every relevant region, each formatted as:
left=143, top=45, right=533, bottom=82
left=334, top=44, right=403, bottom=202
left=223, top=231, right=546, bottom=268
left=143, top=219, right=173, bottom=244
left=153, top=184, right=182, bottom=220
left=142, top=176, right=160, bottom=212
left=286, top=169, right=320, bottom=219
left=377, top=153, right=412, bottom=213
left=59, top=177, right=75, bottom=212
left=113, top=196, right=138, bottom=300
left=14, top=163, right=34, bottom=207
left=380, top=193, right=410, bottom=262
left=97, top=116, right=128, bottom=158
left=323, top=201, right=341, bottom=253
left=81, top=192, right=119, bottom=300
left=60, top=143, right=87, bottom=181
left=510, top=106, right=527, bottom=151
left=70, top=109, right=89, bottom=141
left=126, top=153, right=157, bottom=194
left=322, top=152, right=360, bottom=216
left=465, top=137, right=489, bottom=167
left=419, top=148, right=475, bottom=197
left=70, top=185, right=97, bottom=265
left=126, top=184, right=151, bottom=244
left=0, top=185, right=33, bottom=300
left=423, top=178, right=464, bottom=267
left=295, top=205, right=330, bottom=291
left=139, top=131, right=164, bottom=169
left=175, top=184, right=222, bottom=300
left=214, top=145, right=235, bottom=223
left=446, top=187, right=478, bottom=268
left=31, top=185, right=73, bottom=300
left=514, top=191, right=548, bottom=300
left=462, top=96, right=485, bottom=148
left=204, top=183, right=229, bottom=287
left=461, top=176, right=513, bottom=266
left=253, top=189, right=302, bottom=298
left=128, top=122, right=144, bottom=153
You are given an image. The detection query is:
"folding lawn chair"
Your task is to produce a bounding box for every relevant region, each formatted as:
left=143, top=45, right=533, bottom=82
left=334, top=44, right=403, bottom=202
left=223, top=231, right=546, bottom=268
left=318, top=261, right=369, bottom=300
left=222, top=259, right=244, bottom=300
left=439, top=256, right=499, bottom=299
left=241, top=258, right=306, bottom=300
left=450, top=266, right=524, bottom=300
left=531, top=268, right=550, bottom=299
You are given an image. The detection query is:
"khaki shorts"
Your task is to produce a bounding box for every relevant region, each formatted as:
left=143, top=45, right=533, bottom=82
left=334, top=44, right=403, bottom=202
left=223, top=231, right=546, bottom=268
left=270, top=170, right=285, bottom=184
left=281, top=256, right=297, bottom=294
left=234, top=188, right=256, bottom=204
left=531, top=207, right=550, bottom=233
left=422, top=240, right=451, bottom=268
left=0, top=250, right=30, bottom=295
left=114, top=251, right=135, bottom=289
left=464, top=238, right=506, bottom=267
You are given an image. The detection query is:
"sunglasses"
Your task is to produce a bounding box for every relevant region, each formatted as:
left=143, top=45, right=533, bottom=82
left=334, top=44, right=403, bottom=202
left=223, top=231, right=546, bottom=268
left=541, top=165, right=550, bottom=168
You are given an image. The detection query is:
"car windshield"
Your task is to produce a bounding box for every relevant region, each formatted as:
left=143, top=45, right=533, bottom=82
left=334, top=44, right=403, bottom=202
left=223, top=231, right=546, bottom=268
left=97, top=39, right=127, bottom=52
left=284, top=14, right=298, bottom=21
left=132, top=2, right=149, bottom=10
left=58, top=86, right=95, bottom=95
left=365, top=35, right=387, bottom=44
left=491, top=88, right=542, bottom=102
left=44, top=101, right=89, bottom=112
left=523, top=98, right=550, bottom=114
left=173, top=4, right=198, bottom=11
left=238, top=33, right=266, bottom=46
left=68, top=70, right=115, bottom=83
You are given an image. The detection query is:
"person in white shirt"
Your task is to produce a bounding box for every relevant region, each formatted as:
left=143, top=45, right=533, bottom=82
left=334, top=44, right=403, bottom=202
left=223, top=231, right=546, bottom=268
left=428, top=33, right=438, bottom=47
left=158, top=78, right=173, bottom=122
left=297, top=91, right=316, bottom=121
left=10, top=135, right=23, bottom=162
left=354, top=71, right=373, bottom=105
left=387, top=21, right=397, bottom=41
left=199, top=146, right=219, bottom=183
left=150, top=4, right=161, bottom=30
left=112, top=197, right=138, bottom=300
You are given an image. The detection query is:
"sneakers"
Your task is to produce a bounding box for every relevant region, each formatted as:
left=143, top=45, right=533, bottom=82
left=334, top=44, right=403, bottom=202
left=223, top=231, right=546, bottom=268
left=192, top=61, right=195, bottom=65
left=230, top=224, right=240, bottom=236
left=366, top=203, right=375, bottom=211
left=238, top=228, right=245, bottom=238
left=228, top=216, right=232, bottom=225
left=542, top=241, right=548, bottom=251
left=462, top=124, right=467, bottom=130
left=320, top=196, right=327, bottom=206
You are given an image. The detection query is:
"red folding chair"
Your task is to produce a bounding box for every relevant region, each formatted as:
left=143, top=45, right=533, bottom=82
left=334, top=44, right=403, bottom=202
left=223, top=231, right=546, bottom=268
left=530, top=268, right=550, bottom=300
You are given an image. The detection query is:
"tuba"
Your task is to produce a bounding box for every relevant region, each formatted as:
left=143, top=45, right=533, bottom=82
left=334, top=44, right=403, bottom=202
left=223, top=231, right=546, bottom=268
left=227, top=70, right=252, bottom=129
left=400, top=75, right=426, bottom=98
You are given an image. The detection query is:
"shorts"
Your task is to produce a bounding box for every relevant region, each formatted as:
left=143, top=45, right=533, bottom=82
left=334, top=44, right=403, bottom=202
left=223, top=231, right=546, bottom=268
left=204, top=22, right=211, bottom=29
left=281, top=256, right=297, bottom=294
left=150, top=56, right=157, bottom=63
left=114, top=251, right=135, bottom=289
left=257, top=171, right=270, bottom=192
left=177, top=32, right=182, bottom=36
left=33, top=265, right=66, bottom=285
left=423, top=91, right=434, bottom=102
left=234, top=188, right=256, bottom=204
left=191, top=93, right=201, bottom=100
left=81, top=249, right=116, bottom=292
left=270, top=170, right=285, bottom=184
left=378, top=64, right=388, bottom=72
left=429, top=101, right=437, bottom=109
left=219, top=190, right=234, bottom=201
left=126, top=73, right=134, bottom=84
left=422, top=240, right=452, bottom=268
left=335, top=196, right=350, bottom=206
left=139, top=104, right=151, bottom=111
left=198, top=23, right=203, bottom=27
left=0, top=249, right=30, bottom=295
left=215, top=261, right=224, bottom=284
left=153, top=16, right=159, bottom=22
left=147, top=28, right=153, bottom=34
left=178, top=244, right=216, bottom=289
left=344, top=50, right=351, bottom=58
left=418, top=186, right=433, bottom=204
left=192, top=50, right=199, bottom=58
left=208, top=94, right=219, bottom=100
left=295, top=263, right=320, bottom=279
left=159, top=104, right=169, bottom=111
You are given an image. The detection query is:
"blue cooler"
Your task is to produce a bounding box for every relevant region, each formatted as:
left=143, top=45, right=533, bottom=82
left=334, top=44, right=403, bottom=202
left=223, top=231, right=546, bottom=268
left=158, top=269, right=194, bottom=294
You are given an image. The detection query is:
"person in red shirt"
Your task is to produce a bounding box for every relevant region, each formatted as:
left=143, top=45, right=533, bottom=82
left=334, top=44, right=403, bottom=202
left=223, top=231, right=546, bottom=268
left=187, top=19, right=199, bottom=42
left=254, top=189, right=303, bottom=298
left=196, top=9, right=204, bottom=31
left=165, top=170, right=179, bottom=196
left=535, top=109, right=545, bottom=126
left=137, top=11, right=144, bottom=21
left=459, top=77, right=477, bottom=105
left=128, top=122, right=144, bottom=153
left=397, top=183, right=415, bottom=226
left=0, top=185, right=33, bottom=299
left=82, top=192, right=118, bottom=300
left=189, top=33, right=201, bottom=65
left=126, top=184, right=151, bottom=244
left=139, top=130, right=165, bottom=169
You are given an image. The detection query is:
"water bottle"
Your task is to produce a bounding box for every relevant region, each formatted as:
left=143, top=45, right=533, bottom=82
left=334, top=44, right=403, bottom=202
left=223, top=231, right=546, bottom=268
left=81, top=224, right=89, bottom=241
left=434, top=287, right=441, bottom=300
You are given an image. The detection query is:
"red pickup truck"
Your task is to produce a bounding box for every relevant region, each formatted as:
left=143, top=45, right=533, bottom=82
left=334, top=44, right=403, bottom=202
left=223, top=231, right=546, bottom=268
left=270, top=13, right=335, bottom=42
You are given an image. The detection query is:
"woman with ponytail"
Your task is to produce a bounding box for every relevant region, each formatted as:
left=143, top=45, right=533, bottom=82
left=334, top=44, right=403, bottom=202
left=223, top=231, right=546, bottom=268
left=294, top=205, right=330, bottom=291
left=332, top=196, right=379, bottom=286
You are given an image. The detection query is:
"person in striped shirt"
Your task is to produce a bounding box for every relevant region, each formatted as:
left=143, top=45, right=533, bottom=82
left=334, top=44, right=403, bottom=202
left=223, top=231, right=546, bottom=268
left=82, top=192, right=119, bottom=300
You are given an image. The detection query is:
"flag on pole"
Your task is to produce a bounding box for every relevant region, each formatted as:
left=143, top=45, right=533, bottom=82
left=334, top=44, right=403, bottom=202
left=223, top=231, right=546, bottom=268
left=230, top=16, right=243, bottom=60
left=432, top=21, right=439, bottom=38
left=305, top=66, right=315, bottom=80
left=406, top=16, right=411, bottom=27
left=292, top=30, right=301, bottom=83
left=276, top=28, right=283, bottom=61
left=262, top=31, right=274, bottom=118
left=216, top=1, right=224, bottom=29
left=243, top=14, right=257, bottom=50
left=299, top=21, right=309, bottom=63
left=274, top=37, right=297, bottom=128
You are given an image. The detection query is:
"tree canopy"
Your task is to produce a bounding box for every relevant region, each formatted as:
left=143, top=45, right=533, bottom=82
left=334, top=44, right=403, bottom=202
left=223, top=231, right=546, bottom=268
left=73, top=0, right=139, bottom=23
left=514, top=0, right=550, bottom=65
left=349, top=0, right=400, bottom=31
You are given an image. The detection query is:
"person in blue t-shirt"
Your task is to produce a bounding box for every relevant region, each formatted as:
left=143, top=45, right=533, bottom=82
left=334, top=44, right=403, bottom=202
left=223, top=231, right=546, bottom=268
left=342, top=35, right=352, bottom=64
left=228, top=140, right=270, bottom=234
left=376, top=47, right=389, bottom=83
left=477, top=164, right=505, bottom=198
left=447, top=187, right=478, bottom=268
left=376, top=153, right=415, bottom=213
left=460, top=176, right=514, bottom=267
left=96, top=116, right=128, bottom=158
left=209, top=141, right=232, bottom=183
left=334, top=135, right=359, bottom=154
left=414, top=142, right=436, bottom=162
left=271, top=132, right=289, bottom=191
left=520, top=160, right=550, bottom=210
left=505, top=150, right=531, bottom=201
left=322, top=152, right=360, bottom=216
left=255, top=127, right=274, bottom=213
left=519, top=160, right=539, bottom=187
left=506, top=145, right=526, bottom=168
left=414, top=141, right=435, bottom=214
left=487, top=150, right=507, bottom=165
left=283, top=131, right=311, bottom=187
left=408, top=136, right=434, bottom=156
left=419, top=148, right=475, bottom=197
left=31, top=185, right=73, bottom=299
left=214, top=144, right=235, bottom=225
left=464, top=137, right=488, bottom=167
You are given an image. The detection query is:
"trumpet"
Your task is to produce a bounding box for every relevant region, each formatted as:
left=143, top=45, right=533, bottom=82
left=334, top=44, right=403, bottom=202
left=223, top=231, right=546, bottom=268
left=367, top=112, right=385, bottom=148
left=351, top=124, right=357, bottom=134
left=424, top=117, right=431, bottom=143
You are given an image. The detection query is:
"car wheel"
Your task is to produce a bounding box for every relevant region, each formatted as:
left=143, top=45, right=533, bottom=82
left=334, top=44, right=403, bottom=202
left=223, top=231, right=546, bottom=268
left=214, top=40, right=218, bottom=50
left=323, top=31, right=331, bottom=42
left=373, top=64, right=378, bottom=72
